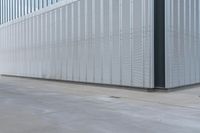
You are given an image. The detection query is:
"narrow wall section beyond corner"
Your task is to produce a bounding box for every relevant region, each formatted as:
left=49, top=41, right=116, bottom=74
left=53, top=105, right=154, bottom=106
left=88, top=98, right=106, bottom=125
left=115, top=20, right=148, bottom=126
left=165, top=0, right=200, bottom=88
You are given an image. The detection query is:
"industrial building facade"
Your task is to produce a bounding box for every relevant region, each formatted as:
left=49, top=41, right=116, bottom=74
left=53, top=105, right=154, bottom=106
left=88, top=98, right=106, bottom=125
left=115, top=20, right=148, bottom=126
left=0, top=0, right=199, bottom=89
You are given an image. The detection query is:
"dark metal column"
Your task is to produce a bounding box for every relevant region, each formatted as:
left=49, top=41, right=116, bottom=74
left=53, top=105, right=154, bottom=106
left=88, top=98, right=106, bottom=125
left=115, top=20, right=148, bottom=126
left=154, top=0, right=165, bottom=88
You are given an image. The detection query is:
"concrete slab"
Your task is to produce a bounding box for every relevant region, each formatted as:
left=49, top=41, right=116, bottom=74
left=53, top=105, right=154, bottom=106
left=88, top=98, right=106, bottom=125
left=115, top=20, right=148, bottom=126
left=0, top=76, right=199, bottom=133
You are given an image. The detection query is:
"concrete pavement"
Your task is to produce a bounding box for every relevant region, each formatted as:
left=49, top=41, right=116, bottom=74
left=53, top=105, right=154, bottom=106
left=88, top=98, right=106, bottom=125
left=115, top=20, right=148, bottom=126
left=0, top=76, right=199, bottom=133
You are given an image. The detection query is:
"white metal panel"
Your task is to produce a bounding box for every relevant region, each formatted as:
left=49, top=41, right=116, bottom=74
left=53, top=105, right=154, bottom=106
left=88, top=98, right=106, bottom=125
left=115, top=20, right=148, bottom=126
left=165, top=0, right=200, bottom=88
left=0, top=0, right=154, bottom=88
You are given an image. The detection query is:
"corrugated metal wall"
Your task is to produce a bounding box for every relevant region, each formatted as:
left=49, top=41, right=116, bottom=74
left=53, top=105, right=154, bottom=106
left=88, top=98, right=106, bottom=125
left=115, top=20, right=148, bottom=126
left=0, top=0, right=154, bottom=88
left=165, top=0, right=200, bottom=88
left=0, top=0, right=63, bottom=25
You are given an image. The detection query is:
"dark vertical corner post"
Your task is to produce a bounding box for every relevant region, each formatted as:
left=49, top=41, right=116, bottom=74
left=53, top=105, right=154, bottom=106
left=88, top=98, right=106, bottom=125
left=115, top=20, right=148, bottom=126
left=154, top=0, right=165, bottom=88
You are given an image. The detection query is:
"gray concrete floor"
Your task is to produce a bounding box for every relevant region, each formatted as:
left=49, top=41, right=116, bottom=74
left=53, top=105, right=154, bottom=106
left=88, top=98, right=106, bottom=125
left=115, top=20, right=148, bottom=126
left=0, top=76, right=199, bottom=133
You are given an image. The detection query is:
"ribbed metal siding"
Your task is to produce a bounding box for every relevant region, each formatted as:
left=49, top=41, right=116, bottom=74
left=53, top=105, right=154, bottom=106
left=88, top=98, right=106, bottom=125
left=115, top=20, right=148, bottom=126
left=165, top=0, right=200, bottom=88
left=0, top=0, right=154, bottom=88
left=0, top=0, right=64, bottom=25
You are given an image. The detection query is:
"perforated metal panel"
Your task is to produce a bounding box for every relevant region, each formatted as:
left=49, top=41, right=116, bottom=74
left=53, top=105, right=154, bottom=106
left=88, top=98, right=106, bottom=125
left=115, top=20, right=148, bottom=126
left=0, top=0, right=154, bottom=88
